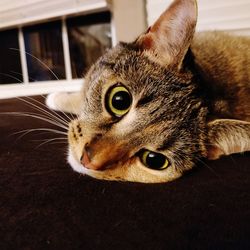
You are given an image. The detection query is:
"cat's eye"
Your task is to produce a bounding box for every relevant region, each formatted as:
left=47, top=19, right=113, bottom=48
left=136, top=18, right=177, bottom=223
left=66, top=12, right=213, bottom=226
left=105, top=85, right=132, bottom=117
left=140, top=150, right=169, bottom=170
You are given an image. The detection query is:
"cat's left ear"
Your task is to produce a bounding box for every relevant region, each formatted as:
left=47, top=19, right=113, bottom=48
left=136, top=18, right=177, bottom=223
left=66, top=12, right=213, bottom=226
left=135, top=0, right=197, bottom=69
left=206, top=119, right=250, bottom=160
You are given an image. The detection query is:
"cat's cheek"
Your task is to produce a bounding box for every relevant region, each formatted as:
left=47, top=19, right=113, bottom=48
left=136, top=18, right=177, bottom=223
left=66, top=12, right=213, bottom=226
left=96, top=159, right=183, bottom=183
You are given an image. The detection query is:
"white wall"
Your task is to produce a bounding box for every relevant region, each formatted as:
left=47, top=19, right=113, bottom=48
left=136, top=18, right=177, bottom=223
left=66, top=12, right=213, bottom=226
left=147, top=0, right=250, bottom=35
left=109, top=0, right=147, bottom=44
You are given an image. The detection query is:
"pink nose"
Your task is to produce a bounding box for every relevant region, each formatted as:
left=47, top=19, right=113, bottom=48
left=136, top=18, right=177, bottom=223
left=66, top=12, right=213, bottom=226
left=80, top=152, right=100, bottom=170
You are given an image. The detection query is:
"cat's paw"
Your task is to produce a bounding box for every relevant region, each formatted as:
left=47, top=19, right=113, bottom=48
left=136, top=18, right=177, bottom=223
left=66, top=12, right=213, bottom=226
left=46, top=92, right=61, bottom=111
left=46, top=92, right=71, bottom=112
left=46, top=91, right=80, bottom=114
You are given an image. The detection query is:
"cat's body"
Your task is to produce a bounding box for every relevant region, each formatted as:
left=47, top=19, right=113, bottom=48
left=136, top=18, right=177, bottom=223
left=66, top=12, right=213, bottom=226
left=47, top=0, right=250, bottom=183
left=192, top=32, right=250, bottom=121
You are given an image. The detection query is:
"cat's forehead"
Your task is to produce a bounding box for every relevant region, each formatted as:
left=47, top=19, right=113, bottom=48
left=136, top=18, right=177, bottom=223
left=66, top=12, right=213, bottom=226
left=87, top=42, right=193, bottom=92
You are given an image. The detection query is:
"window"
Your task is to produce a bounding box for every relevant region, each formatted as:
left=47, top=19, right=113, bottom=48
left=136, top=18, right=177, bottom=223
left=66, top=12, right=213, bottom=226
left=0, top=11, right=112, bottom=85
left=67, top=11, right=111, bottom=78
left=0, top=29, right=22, bottom=84
left=23, top=21, right=65, bottom=82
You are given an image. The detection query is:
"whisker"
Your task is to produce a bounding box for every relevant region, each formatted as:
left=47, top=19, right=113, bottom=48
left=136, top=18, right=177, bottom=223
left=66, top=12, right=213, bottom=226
left=34, top=137, right=67, bottom=149
left=50, top=141, right=68, bottom=144
left=33, top=137, right=67, bottom=142
left=1, top=112, right=68, bottom=130
left=45, top=94, right=76, bottom=122
left=38, top=92, right=77, bottom=122
left=35, top=94, right=74, bottom=120
left=0, top=72, right=22, bottom=83
left=14, top=129, right=67, bottom=142
left=10, top=48, right=59, bottom=80
left=12, top=128, right=67, bottom=139
left=14, top=130, right=46, bottom=142
left=10, top=70, right=36, bottom=82
left=18, top=96, right=69, bottom=125
left=18, top=96, right=69, bottom=126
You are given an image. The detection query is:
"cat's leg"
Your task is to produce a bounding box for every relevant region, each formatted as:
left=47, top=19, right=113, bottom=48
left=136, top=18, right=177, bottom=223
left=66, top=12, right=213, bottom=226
left=46, top=92, right=82, bottom=114
left=206, top=119, right=250, bottom=159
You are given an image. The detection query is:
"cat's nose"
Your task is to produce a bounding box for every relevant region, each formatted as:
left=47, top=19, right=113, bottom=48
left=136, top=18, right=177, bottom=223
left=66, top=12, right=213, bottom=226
left=80, top=145, right=102, bottom=170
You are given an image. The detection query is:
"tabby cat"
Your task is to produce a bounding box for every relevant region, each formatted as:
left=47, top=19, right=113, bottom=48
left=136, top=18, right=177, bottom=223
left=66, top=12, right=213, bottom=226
left=46, top=0, right=250, bottom=183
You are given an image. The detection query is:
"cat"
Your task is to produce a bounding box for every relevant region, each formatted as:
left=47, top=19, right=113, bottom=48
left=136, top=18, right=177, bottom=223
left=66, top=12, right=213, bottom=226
left=46, top=0, right=250, bottom=183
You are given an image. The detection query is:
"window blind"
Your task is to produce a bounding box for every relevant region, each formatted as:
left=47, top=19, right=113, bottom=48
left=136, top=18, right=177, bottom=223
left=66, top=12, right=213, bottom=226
left=0, top=0, right=107, bottom=30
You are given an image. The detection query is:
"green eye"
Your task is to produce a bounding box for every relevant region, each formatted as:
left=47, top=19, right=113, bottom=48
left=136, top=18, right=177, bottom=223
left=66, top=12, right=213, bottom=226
left=106, top=85, right=132, bottom=117
left=140, top=150, right=169, bottom=170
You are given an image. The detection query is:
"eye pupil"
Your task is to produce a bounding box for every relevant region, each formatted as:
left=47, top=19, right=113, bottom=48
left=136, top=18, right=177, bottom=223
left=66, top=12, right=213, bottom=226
left=112, top=91, right=131, bottom=111
left=140, top=150, right=169, bottom=170
left=146, top=152, right=166, bottom=169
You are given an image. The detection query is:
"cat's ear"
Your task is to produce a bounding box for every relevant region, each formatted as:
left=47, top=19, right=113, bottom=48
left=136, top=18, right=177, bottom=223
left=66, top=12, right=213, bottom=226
left=135, top=0, right=197, bottom=69
left=206, top=119, right=250, bottom=160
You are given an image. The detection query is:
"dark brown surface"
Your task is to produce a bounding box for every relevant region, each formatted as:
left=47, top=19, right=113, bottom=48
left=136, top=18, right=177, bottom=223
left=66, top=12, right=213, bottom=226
left=0, top=96, right=250, bottom=250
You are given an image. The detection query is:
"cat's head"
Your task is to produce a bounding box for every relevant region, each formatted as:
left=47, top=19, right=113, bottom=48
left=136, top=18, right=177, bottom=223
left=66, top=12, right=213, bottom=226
left=67, top=0, right=209, bottom=183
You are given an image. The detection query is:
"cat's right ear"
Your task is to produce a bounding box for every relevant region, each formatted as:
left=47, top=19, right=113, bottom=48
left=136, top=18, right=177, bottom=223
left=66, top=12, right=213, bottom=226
left=135, top=0, right=197, bottom=69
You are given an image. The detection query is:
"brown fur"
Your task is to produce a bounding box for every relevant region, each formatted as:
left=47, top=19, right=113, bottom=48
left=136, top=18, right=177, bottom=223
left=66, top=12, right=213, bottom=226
left=192, top=32, right=250, bottom=121
left=47, top=0, right=250, bottom=183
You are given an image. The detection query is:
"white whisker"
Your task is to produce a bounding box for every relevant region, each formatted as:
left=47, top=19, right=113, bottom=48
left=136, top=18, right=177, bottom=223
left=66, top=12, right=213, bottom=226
left=34, top=137, right=67, bottom=149
left=12, top=128, right=67, bottom=138
left=19, top=96, right=69, bottom=126
left=47, top=94, right=76, bottom=122
left=28, top=94, right=73, bottom=123
left=0, top=72, right=22, bottom=83
left=41, top=93, right=77, bottom=122
left=10, top=48, right=59, bottom=80
left=1, top=112, right=68, bottom=130
left=10, top=70, right=36, bottom=82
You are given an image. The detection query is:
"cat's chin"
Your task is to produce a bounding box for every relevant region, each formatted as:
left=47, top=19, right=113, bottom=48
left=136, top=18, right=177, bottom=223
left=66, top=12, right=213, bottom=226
left=67, top=148, right=89, bottom=174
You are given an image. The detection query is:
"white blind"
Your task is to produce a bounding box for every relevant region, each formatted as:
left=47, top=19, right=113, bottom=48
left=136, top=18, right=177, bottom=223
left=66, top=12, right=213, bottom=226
left=147, top=0, right=250, bottom=34
left=0, top=0, right=107, bottom=30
